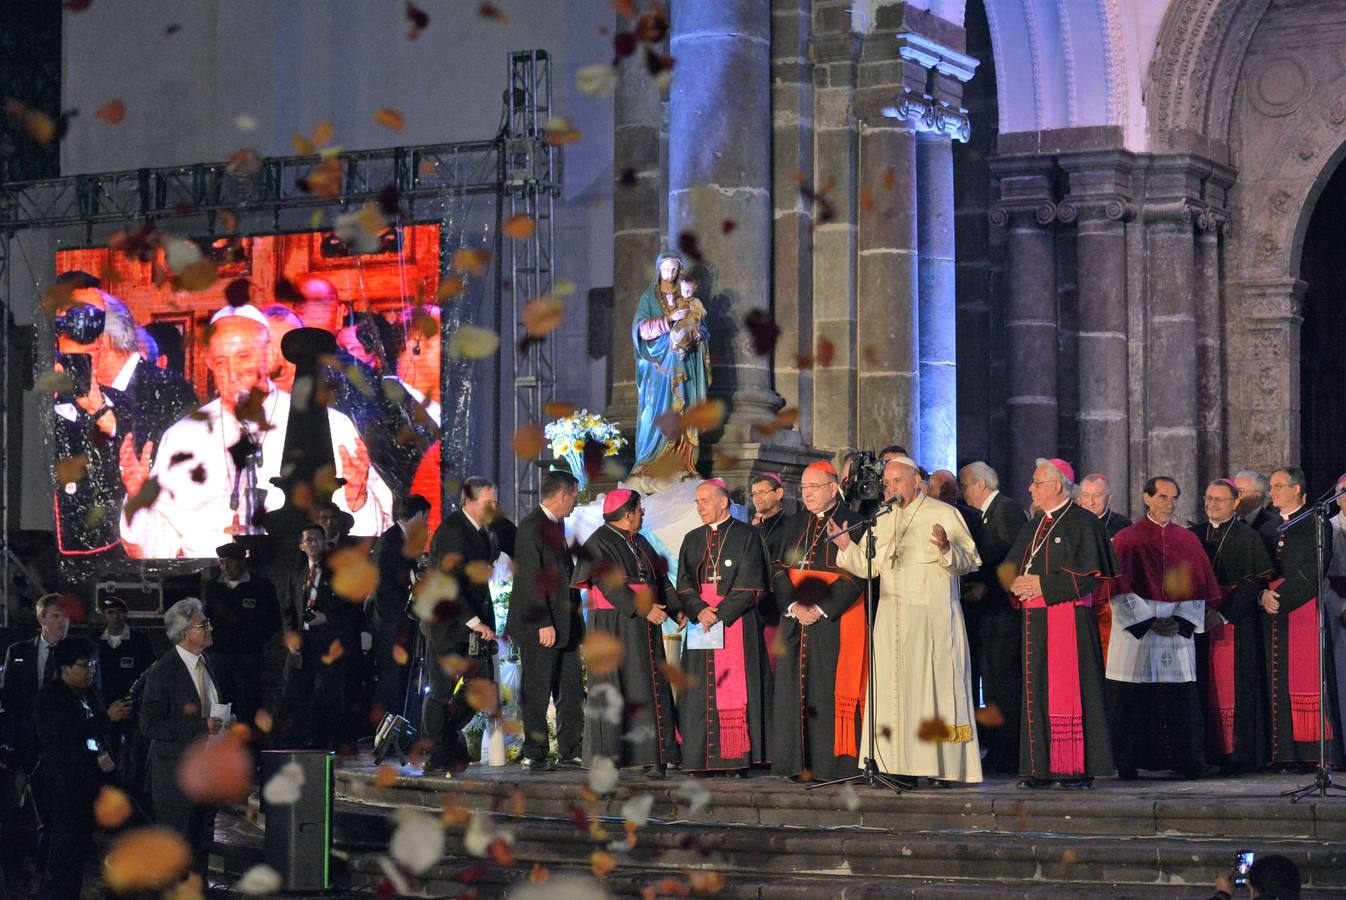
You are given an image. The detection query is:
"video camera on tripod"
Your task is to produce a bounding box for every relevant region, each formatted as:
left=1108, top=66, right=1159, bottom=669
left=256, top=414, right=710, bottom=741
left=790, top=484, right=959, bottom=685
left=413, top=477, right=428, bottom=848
left=842, top=451, right=886, bottom=503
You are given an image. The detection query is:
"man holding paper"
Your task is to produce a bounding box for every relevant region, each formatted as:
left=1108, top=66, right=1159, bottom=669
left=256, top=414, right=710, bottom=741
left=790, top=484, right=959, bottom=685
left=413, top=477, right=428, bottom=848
left=674, top=479, right=773, bottom=774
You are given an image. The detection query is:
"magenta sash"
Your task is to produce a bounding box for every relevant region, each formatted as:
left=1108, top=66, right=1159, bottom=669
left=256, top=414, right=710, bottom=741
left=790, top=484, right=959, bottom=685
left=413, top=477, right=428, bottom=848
left=1208, top=619, right=1236, bottom=755
left=1019, top=594, right=1090, bottom=775
left=700, top=583, right=750, bottom=759
left=587, top=582, right=645, bottom=613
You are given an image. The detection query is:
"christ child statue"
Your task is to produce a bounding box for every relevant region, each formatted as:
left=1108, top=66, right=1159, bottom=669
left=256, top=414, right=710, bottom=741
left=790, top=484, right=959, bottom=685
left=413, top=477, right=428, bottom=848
left=668, top=275, right=707, bottom=358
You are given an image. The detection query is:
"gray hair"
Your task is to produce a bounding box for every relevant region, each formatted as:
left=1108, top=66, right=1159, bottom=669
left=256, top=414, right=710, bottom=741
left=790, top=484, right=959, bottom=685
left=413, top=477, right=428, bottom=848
left=1078, top=473, right=1113, bottom=497
left=958, top=461, right=999, bottom=492
left=1234, top=470, right=1270, bottom=497
left=164, top=597, right=204, bottom=644
left=102, top=296, right=140, bottom=354
left=1035, top=457, right=1075, bottom=495
left=136, top=326, right=158, bottom=361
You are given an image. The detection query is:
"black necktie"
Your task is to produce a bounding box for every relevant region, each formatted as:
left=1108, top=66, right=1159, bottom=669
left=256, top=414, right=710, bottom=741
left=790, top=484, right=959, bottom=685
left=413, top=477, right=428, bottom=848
left=41, top=643, right=55, bottom=688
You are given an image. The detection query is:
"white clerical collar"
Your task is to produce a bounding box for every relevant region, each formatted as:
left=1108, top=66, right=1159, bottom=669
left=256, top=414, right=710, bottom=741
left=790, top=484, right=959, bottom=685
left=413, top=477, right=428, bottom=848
left=1281, top=504, right=1304, bottom=522
left=977, top=490, right=999, bottom=514
left=539, top=504, right=560, bottom=524
left=709, top=515, right=731, bottom=531
left=1042, top=498, right=1070, bottom=518
left=111, top=353, right=141, bottom=392
left=1208, top=515, right=1234, bottom=528
left=1145, top=513, right=1169, bottom=528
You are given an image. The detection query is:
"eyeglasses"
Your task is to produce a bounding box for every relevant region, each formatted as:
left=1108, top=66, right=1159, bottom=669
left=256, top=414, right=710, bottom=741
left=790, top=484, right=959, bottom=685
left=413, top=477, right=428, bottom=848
left=1030, top=480, right=1056, bottom=487
left=54, top=304, right=106, bottom=343
left=188, top=619, right=213, bottom=631
left=1203, top=495, right=1235, bottom=503
left=799, top=483, right=831, bottom=493
left=749, top=489, right=779, bottom=499
left=71, top=660, right=97, bottom=671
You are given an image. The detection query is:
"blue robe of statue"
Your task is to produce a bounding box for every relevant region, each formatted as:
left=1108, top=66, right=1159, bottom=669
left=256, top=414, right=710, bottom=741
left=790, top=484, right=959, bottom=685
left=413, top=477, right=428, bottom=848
left=632, top=268, right=710, bottom=472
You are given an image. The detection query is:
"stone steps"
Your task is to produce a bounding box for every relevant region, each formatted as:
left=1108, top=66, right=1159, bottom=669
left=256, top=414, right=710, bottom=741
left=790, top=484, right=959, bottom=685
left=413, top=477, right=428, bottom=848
left=335, top=765, right=1346, bottom=841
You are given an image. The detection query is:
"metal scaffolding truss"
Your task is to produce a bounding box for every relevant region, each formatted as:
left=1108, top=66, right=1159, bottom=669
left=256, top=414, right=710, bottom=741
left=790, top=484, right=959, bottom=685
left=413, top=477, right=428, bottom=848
left=0, top=49, right=560, bottom=609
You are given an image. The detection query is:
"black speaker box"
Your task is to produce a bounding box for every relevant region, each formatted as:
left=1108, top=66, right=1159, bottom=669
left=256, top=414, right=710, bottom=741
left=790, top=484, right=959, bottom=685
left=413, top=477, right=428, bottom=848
left=261, top=749, right=335, bottom=892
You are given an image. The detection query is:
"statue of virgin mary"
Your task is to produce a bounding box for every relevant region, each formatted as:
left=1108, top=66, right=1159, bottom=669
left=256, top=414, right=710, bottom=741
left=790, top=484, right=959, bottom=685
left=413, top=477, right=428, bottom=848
left=631, top=250, right=710, bottom=475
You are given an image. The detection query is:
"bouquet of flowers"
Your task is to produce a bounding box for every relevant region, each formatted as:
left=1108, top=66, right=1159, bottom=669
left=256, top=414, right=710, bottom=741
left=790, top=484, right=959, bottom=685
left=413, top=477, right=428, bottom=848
left=544, top=410, right=626, bottom=490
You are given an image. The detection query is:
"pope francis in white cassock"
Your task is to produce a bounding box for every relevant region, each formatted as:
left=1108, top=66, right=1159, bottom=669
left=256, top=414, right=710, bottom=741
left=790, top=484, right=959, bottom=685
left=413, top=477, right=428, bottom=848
left=119, top=304, right=391, bottom=558
left=833, top=456, right=983, bottom=783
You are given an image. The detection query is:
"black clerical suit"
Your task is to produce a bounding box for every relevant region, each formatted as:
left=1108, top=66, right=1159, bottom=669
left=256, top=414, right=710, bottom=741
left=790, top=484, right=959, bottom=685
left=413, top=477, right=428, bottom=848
left=1, top=635, right=64, bottom=775
left=506, top=506, right=584, bottom=764
left=279, top=557, right=362, bottom=750
left=34, top=678, right=116, bottom=900
left=968, top=491, right=1028, bottom=773
left=139, top=647, right=226, bottom=877
left=203, top=571, right=281, bottom=728
left=370, top=522, right=421, bottom=720
left=422, top=510, right=501, bottom=768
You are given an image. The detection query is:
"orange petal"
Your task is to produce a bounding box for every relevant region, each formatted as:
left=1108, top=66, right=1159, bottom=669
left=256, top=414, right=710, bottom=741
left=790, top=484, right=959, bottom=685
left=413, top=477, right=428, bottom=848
left=512, top=424, right=547, bottom=459
left=103, top=827, right=192, bottom=893
left=176, top=735, right=254, bottom=805
left=94, top=785, right=134, bottom=829
left=522, top=298, right=565, bottom=338
left=582, top=631, right=624, bottom=677
left=374, top=108, right=406, bottom=132
left=96, top=99, right=126, bottom=124
left=503, top=214, right=536, bottom=239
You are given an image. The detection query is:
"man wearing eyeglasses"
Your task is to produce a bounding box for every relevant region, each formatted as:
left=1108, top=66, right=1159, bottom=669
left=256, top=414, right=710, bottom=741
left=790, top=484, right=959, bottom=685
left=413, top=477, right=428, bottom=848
left=140, top=598, right=228, bottom=878
left=1193, top=479, right=1274, bottom=773
left=35, top=636, right=131, bottom=900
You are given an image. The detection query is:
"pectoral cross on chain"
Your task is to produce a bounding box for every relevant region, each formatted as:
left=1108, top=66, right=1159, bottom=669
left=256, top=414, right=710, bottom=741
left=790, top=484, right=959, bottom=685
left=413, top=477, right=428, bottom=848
left=707, top=570, right=722, bottom=584
left=887, top=543, right=902, bottom=569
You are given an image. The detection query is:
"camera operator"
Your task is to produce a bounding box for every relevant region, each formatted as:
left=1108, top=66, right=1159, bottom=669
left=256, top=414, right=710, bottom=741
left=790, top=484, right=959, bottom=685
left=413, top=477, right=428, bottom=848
left=420, top=477, right=501, bottom=774
left=1209, top=853, right=1301, bottom=900
left=840, top=445, right=906, bottom=518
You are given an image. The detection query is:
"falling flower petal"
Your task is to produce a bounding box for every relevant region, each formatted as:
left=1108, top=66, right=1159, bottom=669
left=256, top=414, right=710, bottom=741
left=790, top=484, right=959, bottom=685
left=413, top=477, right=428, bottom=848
left=177, top=735, right=253, bottom=805
left=839, top=783, right=861, bottom=811
left=681, top=399, right=725, bottom=433
left=523, top=298, right=565, bottom=338
left=582, top=631, right=624, bottom=677
left=389, top=807, right=444, bottom=874
left=463, top=811, right=508, bottom=857
left=621, top=793, right=654, bottom=828
left=590, top=850, right=616, bottom=877
left=917, top=716, right=952, bottom=743
left=375, top=108, right=406, bottom=132
left=676, top=778, right=711, bottom=814
left=545, top=116, right=582, bottom=146
left=123, top=476, right=160, bottom=523
left=330, top=542, right=378, bottom=601
left=226, top=147, right=262, bottom=176
left=235, top=864, right=282, bottom=895
left=815, top=337, right=836, bottom=368
left=103, top=827, right=192, bottom=893
left=447, top=325, right=500, bottom=360
left=56, top=455, right=89, bottom=486
left=584, top=682, right=623, bottom=726
left=478, top=2, right=509, bottom=24
left=94, top=785, right=134, bottom=829
left=234, top=114, right=258, bottom=131
left=405, top=1, right=429, bottom=39
left=35, top=369, right=75, bottom=396
left=165, top=237, right=202, bottom=274
left=435, top=275, right=466, bottom=302
left=465, top=678, right=499, bottom=714
left=975, top=703, right=1005, bottom=728
left=95, top=99, right=125, bottom=124
left=503, top=214, right=536, bottom=238
left=576, top=64, right=618, bottom=98
left=374, top=766, right=399, bottom=789
left=452, top=248, right=492, bottom=276
left=588, top=756, right=619, bottom=795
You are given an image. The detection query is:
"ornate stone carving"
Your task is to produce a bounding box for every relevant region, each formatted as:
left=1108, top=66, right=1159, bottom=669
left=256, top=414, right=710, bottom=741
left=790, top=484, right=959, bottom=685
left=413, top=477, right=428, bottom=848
left=989, top=200, right=1058, bottom=228
left=1246, top=54, right=1312, bottom=118
left=1257, top=232, right=1279, bottom=259
left=1056, top=194, right=1136, bottom=224
left=885, top=88, right=971, bottom=142
left=1268, top=188, right=1292, bottom=215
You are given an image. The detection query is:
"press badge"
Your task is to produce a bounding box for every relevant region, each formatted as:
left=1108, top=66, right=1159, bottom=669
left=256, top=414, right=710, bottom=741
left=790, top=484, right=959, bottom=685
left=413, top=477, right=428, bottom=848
left=243, top=598, right=256, bottom=609
left=120, top=657, right=134, bottom=669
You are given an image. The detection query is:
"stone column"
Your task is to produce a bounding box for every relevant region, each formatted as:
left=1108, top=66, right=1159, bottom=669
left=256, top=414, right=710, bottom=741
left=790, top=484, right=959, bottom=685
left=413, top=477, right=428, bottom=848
left=1057, top=152, right=1135, bottom=491
left=1194, top=212, right=1227, bottom=489
left=668, top=0, right=783, bottom=450
left=913, top=43, right=975, bottom=473
left=1143, top=199, right=1200, bottom=520
left=606, top=18, right=664, bottom=437
left=990, top=157, right=1058, bottom=498
left=808, top=1, right=860, bottom=455
left=772, top=0, right=814, bottom=437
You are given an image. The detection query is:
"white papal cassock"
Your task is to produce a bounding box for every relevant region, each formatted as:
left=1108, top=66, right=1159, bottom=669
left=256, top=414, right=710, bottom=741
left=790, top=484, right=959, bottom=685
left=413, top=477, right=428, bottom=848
left=120, top=388, right=392, bottom=558
left=836, top=493, right=983, bottom=782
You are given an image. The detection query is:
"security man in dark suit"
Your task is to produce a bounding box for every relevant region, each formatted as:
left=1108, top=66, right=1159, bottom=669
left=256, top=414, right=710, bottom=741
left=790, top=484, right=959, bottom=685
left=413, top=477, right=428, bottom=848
left=507, top=470, right=583, bottom=772
left=421, top=479, right=501, bottom=773
left=1, top=594, right=73, bottom=777
left=35, top=636, right=132, bottom=900
left=371, top=495, right=431, bottom=721
left=139, top=597, right=228, bottom=878
left=958, top=461, right=1029, bottom=773
left=279, top=524, right=362, bottom=750
left=203, top=541, right=281, bottom=728
left=94, top=596, right=156, bottom=796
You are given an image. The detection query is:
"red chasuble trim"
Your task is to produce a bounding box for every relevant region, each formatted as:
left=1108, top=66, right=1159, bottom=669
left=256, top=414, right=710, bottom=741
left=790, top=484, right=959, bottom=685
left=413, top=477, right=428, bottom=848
left=1271, top=577, right=1335, bottom=743
left=700, top=583, right=750, bottom=759
left=787, top=568, right=867, bottom=757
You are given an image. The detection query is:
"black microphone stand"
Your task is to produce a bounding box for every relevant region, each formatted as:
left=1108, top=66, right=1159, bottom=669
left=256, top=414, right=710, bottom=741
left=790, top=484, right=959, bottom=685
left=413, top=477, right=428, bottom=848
left=1278, top=485, right=1346, bottom=803
left=808, top=500, right=905, bottom=795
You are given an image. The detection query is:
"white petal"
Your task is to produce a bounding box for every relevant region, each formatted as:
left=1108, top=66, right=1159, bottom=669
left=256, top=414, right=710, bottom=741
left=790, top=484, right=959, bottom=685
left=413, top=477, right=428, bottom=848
left=389, top=807, right=444, bottom=875
left=676, top=777, right=711, bottom=814
left=234, top=114, right=258, bottom=131
left=507, top=873, right=613, bottom=899
left=261, top=761, right=305, bottom=806
left=235, top=864, right=281, bottom=895
left=839, top=783, right=860, bottom=811
left=587, top=756, right=619, bottom=795
left=164, top=237, right=202, bottom=274
left=576, top=64, right=617, bottom=98
left=620, top=793, right=654, bottom=828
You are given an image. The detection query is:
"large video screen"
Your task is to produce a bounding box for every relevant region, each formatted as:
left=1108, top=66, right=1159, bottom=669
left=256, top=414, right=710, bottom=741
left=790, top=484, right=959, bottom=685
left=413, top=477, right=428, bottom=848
left=50, top=224, right=461, bottom=559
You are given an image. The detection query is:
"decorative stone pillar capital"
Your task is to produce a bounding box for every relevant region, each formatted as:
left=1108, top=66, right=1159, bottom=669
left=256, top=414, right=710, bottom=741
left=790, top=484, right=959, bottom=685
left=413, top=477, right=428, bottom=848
left=866, top=88, right=969, bottom=140
left=1056, top=194, right=1136, bottom=224
left=894, top=33, right=977, bottom=84
left=1143, top=198, right=1202, bottom=227
left=1236, top=278, right=1305, bottom=323
left=989, top=155, right=1058, bottom=227
left=989, top=199, right=1058, bottom=228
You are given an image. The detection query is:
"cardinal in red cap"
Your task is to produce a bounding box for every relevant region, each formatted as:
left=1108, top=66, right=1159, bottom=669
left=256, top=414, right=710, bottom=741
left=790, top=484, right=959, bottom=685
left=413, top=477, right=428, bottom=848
left=572, top=488, right=681, bottom=776
left=1004, top=457, right=1120, bottom=789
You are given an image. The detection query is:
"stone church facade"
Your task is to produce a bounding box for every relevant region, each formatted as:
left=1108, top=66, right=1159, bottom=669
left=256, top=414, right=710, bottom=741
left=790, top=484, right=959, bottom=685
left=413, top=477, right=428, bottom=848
left=605, top=0, right=1346, bottom=520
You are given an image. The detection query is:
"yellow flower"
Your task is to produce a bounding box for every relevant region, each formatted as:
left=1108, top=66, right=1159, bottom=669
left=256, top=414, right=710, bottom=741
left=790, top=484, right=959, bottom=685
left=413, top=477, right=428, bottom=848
left=572, top=439, right=586, bottom=453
